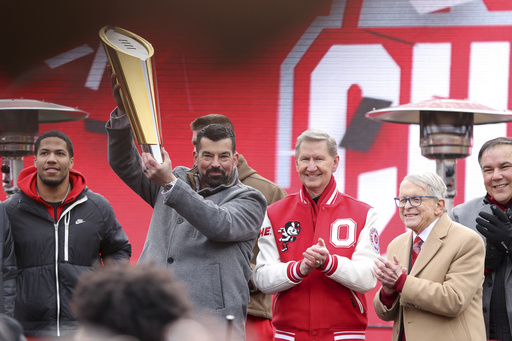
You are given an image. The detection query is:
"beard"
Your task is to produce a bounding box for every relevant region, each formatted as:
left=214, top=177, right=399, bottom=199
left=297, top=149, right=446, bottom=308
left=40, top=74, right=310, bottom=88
left=203, top=167, right=229, bottom=188
left=39, top=173, right=67, bottom=187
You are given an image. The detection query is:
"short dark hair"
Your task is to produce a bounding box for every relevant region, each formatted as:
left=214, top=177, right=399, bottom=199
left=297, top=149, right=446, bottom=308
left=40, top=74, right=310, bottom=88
left=71, top=261, right=192, bottom=341
left=190, top=114, right=235, bottom=133
left=196, top=124, right=236, bottom=153
left=478, top=137, right=512, bottom=166
left=34, top=130, right=74, bottom=157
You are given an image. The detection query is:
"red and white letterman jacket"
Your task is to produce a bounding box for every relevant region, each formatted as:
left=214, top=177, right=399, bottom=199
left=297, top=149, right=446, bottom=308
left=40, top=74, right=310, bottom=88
left=254, top=177, right=380, bottom=340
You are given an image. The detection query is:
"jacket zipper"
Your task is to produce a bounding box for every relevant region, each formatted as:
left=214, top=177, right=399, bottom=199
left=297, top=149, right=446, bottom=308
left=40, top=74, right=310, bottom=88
left=53, top=196, right=88, bottom=336
left=53, top=223, right=60, bottom=337
left=64, top=213, right=70, bottom=261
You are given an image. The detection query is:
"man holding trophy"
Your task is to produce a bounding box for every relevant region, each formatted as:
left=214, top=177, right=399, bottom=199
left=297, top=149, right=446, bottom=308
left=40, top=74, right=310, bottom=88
left=101, top=27, right=267, bottom=340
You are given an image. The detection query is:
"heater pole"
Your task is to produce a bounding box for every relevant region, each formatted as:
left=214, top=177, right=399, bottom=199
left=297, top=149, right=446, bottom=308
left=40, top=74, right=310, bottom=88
left=436, top=159, right=456, bottom=213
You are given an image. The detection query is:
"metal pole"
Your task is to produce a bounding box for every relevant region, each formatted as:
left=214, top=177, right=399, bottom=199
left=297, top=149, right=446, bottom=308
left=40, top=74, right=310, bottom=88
left=436, top=159, right=456, bottom=213
left=1, top=158, right=24, bottom=198
left=225, top=315, right=234, bottom=341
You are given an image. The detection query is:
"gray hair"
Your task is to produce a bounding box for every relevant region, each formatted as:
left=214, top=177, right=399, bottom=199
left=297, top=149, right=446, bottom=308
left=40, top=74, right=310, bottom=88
left=403, top=171, right=447, bottom=201
left=295, top=129, right=338, bottom=159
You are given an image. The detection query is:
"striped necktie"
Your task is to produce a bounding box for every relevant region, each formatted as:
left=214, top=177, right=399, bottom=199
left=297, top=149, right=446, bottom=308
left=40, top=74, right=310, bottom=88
left=412, top=236, right=423, bottom=264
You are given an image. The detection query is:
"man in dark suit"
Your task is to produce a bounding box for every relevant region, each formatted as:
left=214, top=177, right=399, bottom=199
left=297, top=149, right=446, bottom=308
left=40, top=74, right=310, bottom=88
left=450, top=137, right=512, bottom=340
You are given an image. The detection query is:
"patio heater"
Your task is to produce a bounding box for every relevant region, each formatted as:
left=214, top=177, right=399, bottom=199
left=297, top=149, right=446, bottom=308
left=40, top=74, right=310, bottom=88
left=365, top=98, right=512, bottom=212
left=0, top=99, right=89, bottom=198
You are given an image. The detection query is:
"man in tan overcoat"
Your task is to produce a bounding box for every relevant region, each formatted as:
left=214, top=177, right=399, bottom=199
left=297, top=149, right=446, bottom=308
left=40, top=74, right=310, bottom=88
left=373, top=171, right=486, bottom=341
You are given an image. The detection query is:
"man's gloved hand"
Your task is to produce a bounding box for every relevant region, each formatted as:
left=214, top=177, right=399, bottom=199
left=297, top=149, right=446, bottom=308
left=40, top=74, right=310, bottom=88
left=484, top=240, right=506, bottom=270
left=476, top=205, right=512, bottom=254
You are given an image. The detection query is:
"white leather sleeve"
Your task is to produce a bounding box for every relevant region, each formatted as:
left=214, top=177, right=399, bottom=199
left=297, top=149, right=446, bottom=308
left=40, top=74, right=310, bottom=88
left=253, top=212, right=302, bottom=295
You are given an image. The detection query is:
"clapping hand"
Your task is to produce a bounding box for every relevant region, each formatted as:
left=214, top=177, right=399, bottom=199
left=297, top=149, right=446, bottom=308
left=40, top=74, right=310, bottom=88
left=299, top=238, right=329, bottom=276
left=373, top=256, right=406, bottom=295
left=483, top=241, right=506, bottom=270
left=476, top=205, right=512, bottom=255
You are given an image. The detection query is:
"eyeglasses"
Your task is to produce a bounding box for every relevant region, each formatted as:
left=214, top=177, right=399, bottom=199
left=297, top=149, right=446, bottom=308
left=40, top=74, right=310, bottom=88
left=394, top=196, right=438, bottom=208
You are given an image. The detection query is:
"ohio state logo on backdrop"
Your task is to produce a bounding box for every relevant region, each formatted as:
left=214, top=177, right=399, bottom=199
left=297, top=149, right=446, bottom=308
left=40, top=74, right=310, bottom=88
left=276, top=0, right=512, bottom=249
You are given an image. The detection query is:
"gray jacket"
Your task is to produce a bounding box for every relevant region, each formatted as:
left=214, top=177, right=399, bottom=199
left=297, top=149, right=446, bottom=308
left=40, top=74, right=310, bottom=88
left=106, top=123, right=267, bottom=340
left=450, top=196, right=512, bottom=339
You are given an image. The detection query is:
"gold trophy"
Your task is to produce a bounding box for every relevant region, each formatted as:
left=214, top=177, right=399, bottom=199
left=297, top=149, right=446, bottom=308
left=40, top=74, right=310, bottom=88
left=99, top=26, right=163, bottom=163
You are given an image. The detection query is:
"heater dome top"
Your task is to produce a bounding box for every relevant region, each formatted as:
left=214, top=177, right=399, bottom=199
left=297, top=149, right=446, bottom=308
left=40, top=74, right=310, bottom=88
left=365, top=98, right=512, bottom=125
